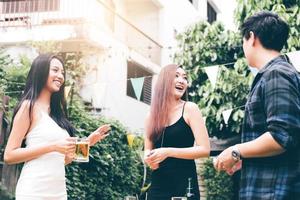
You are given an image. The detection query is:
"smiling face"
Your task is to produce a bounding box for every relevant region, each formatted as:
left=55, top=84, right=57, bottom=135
left=45, top=58, right=65, bottom=93
left=173, top=67, right=188, bottom=99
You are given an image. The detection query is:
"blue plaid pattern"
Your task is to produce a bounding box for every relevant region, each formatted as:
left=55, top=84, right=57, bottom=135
left=240, top=55, right=300, bottom=200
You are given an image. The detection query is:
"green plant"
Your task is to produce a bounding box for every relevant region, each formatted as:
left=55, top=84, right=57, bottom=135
left=197, top=59, right=253, bottom=138
left=66, top=97, right=143, bottom=200
left=174, top=21, right=250, bottom=138
left=0, top=183, right=14, bottom=200
left=59, top=52, right=87, bottom=93
left=126, top=134, right=152, bottom=199
left=30, top=41, right=62, bottom=54
left=0, top=52, right=10, bottom=100
left=2, top=55, right=30, bottom=118
left=174, top=22, right=243, bottom=100
left=199, top=158, right=233, bottom=200
left=235, top=0, right=300, bottom=52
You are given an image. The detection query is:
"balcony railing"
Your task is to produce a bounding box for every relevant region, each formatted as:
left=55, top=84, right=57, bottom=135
left=0, top=0, right=162, bottom=65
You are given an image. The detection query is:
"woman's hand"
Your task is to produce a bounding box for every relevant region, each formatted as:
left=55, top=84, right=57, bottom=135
left=147, top=162, right=159, bottom=170
left=144, top=148, right=169, bottom=166
left=65, top=151, right=75, bottom=165
left=53, top=137, right=76, bottom=155
left=88, top=124, right=111, bottom=146
left=144, top=150, right=159, bottom=170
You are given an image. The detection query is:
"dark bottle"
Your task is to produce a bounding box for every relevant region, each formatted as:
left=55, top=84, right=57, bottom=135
left=186, top=177, right=194, bottom=200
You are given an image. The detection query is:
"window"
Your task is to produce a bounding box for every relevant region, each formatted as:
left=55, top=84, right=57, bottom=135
left=207, top=2, right=216, bottom=24
left=127, top=61, right=152, bottom=105
left=1, top=0, right=60, bottom=14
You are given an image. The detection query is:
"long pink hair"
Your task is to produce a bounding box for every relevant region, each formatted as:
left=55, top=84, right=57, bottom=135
left=147, top=64, right=181, bottom=142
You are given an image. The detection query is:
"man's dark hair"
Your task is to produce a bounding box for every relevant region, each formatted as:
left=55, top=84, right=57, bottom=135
left=241, top=11, right=289, bottom=51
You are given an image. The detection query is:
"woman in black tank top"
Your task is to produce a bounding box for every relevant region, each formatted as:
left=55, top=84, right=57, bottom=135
left=144, top=64, right=210, bottom=200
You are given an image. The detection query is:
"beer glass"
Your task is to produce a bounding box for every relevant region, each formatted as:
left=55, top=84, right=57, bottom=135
left=74, top=138, right=89, bottom=162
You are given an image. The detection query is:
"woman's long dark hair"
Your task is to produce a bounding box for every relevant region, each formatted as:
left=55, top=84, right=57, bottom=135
left=11, top=54, right=75, bottom=136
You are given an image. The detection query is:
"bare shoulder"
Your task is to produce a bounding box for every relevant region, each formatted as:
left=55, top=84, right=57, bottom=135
left=144, top=112, right=152, bottom=139
left=20, top=99, right=31, bottom=108
left=144, top=112, right=151, bottom=127
left=185, top=101, right=200, bottom=112
left=14, top=100, right=41, bottom=123
left=183, top=102, right=202, bottom=126
left=184, top=101, right=203, bottom=119
left=14, top=100, right=42, bottom=134
left=15, top=100, right=31, bottom=118
left=145, top=112, right=151, bottom=120
left=12, top=100, right=32, bottom=132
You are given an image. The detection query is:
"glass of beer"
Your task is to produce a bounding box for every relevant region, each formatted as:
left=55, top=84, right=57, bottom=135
left=74, top=138, right=89, bottom=162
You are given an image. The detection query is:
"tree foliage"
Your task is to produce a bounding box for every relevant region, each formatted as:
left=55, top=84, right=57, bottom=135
left=235, top=0, right=300, bottom=51
left=174, top=22, right=243, bottom=104
left=198, top=60, right=253, bottom=138
left=174, top=21, right=250, bottom=138
left=174, top=1, right=299, bottom=138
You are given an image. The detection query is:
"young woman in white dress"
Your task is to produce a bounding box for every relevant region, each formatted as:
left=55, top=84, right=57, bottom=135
left=4, top=54, right=110, bottom=200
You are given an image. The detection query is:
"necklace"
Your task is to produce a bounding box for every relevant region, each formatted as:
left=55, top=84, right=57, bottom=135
left=160, top=129, right=165, bottom=148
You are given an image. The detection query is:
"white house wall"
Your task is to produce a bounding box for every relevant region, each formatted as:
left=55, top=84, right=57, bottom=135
left=0, top=0, right=209, bottom=133
left=79, top=45, right=151, bottom=133
left=125, top=1, right=160, bottom=42
left=210, top=0, right=237, bottom=31
left=3, top=46, right=38, bottom=64
left=156, top=0, right=202, bottom=66
left=287, top=51, right=300, bottom=72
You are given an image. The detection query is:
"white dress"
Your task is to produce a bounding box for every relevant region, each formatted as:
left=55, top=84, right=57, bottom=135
left=16, top=111, right=70, bottom=200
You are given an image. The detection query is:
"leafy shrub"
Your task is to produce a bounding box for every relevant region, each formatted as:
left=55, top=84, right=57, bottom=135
left=66, top=98, right=143, bottom=200
left=199, top=158, right=233, bottom=200
left=0, top=183, right=14, bottom=200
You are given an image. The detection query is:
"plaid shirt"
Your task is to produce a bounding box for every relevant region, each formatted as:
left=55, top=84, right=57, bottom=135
left=240, top=55, right=300, bottom=200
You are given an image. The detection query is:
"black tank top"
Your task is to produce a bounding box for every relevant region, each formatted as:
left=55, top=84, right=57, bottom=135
left=153, top=102, right=195, bottom=169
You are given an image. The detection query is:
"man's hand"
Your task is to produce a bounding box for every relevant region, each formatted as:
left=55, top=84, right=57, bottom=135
left=213, top=146, right=237, bottom=172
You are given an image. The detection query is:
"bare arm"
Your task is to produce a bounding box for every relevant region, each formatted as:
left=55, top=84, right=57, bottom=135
left=144, top=137, right=153, bottom=156
left=214, top=132, right=284, bottom=171
left=143, top=113, right=153, bottom=155
left=4, top=101, right=75, bottom=165
left=143, top=114, right=159, bottom=170
left=237, top=132, right=284, bottom=158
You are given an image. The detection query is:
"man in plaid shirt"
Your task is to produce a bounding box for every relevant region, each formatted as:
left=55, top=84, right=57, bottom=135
left=214, top=11, right=300, bottom=199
